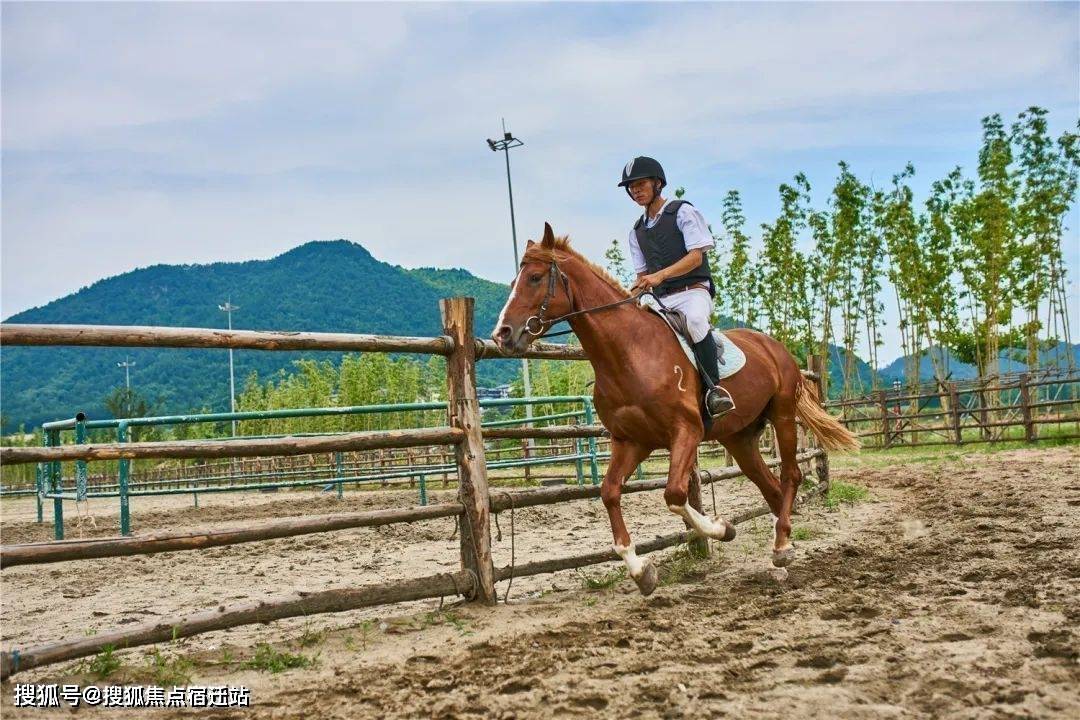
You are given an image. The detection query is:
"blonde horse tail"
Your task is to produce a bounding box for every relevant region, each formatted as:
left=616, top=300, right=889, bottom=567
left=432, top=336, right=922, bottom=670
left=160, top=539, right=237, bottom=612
left=795, top=377, right=861, bottom=452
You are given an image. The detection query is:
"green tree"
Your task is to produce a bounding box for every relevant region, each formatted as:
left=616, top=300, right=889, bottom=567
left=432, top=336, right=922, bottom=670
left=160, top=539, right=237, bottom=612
left=826, top=162, right=872, bottom=395
left=954, top=114, right=1020, bottom=378
left=717, top=190, right=756, bottom=327
left=103, top=387, right=158, bottom=441
left=603, top=239, right=634, bottom=288
left=758, top=174, right=813, bottom=358
left=1011, top=106, right=1079, bottom=370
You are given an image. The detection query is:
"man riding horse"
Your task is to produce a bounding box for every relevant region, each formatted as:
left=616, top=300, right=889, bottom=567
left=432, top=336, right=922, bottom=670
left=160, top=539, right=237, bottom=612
left=619, top=156, right=734, bottom=419
left=492, top=162, right=859, bottom=595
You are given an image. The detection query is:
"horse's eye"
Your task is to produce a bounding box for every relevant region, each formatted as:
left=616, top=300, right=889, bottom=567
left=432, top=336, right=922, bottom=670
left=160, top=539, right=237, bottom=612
left=529, top=274, right=542, bottom=283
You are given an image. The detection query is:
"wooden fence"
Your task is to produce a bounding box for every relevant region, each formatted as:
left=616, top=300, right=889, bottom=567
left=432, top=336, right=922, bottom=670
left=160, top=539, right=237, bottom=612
left=825, top=371, right=1079, bottom=448
left=0, top=298, right=829, bottom=679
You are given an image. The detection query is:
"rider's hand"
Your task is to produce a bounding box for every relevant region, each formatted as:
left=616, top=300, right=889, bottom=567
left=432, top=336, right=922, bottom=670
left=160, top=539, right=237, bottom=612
left=630, top=271, right=665, bottom=295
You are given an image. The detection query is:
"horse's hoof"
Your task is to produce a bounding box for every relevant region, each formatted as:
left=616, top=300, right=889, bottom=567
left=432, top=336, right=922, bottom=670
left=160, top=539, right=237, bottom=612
left=633, top=561, right=659, bottom=596
left=768, top=566, right=789, bottom=583
left=717, top=518, right=737, bottom=542
left=772, top=546, right=796, bottom=568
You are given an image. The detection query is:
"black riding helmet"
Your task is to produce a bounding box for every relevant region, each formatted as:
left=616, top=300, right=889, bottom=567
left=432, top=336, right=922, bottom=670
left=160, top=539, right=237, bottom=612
left=618, top=156, right=666, bottom=191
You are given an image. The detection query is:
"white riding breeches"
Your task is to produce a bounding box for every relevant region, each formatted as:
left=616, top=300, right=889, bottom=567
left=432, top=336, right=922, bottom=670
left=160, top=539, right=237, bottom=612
left=659, top=288, right=712, bottom=343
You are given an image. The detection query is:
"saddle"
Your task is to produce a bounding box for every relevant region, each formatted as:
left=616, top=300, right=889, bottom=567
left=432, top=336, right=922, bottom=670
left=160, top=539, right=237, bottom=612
left=638, top=294, right=746, bottom=380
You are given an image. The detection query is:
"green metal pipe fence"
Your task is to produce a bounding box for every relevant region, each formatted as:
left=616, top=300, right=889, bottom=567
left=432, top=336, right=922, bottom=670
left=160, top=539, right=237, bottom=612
left=11, top=395, right=603, bottom=539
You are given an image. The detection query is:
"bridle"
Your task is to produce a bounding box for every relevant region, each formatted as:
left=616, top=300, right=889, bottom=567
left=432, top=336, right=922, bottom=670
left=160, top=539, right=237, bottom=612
left=522, top=259, right=649, bottom=339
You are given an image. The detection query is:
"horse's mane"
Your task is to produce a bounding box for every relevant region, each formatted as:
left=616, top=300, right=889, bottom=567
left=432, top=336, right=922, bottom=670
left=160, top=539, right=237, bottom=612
left=522, top=235, right=630, bottom=298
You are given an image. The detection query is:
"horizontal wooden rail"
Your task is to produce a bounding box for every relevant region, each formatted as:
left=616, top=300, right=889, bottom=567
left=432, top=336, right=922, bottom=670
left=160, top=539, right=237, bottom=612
left=0, top=570, right=475, bottom=680
left=490, top=450, right=823, bottom=511
left=495, top=481, right=812, bottom=580
left=476, top=339, right=589, bottom=361
left=0, top=324, right=452, bottom=355
left=0, top=427, right=464, bottom=465
left=0, top=503, right=463, bottom=568
left=481, top=425, right=608, bottom=440
left=495, top=531, right=689, bottom=580
left=1, top=448, right=824, bottom=677
left=1, top=451, right=822, bottom=565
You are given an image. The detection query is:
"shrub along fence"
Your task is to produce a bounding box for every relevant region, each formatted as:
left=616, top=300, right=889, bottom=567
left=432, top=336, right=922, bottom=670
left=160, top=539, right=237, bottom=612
left=0, top=298, right=828, bottom=680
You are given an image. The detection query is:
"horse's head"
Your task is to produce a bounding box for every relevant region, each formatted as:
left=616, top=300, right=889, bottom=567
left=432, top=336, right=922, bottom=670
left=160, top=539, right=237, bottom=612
left=491, top=223, right=574, bottom=354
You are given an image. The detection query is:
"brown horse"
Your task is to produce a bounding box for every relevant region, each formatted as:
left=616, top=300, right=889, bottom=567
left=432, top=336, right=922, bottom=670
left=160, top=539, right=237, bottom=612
left=492, top=224, right=859, bottom=595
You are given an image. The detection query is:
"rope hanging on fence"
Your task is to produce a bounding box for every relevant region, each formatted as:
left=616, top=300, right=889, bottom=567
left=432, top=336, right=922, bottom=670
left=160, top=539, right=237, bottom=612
left=74, top=499, right=97, bottom=534
left=709, top=470, right=717, bottom=516
left=493, top=491, right=517, bottom=604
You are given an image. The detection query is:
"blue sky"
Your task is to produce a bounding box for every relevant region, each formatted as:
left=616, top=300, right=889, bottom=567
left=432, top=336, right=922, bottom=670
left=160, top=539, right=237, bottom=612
left=2, top=1, right=1078, bottom=363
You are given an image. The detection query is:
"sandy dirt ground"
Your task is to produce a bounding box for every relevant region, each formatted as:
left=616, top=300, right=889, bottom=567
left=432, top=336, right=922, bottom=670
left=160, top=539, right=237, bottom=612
left=1, top=446, right=1078, bottom=719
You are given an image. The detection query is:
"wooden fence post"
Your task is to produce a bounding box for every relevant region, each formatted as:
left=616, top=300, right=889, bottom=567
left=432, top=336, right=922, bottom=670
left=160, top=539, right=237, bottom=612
left=948, top=383, right=962, bottom=445
left=877, top=389, right=891, bottom=449
left=977, top=379, right=991, bottom=439
left=520, top=439, right=531, bottom=484
left=440, top=297, right=496, bottom=604
left=1018, top=373, right=1035, bottom=443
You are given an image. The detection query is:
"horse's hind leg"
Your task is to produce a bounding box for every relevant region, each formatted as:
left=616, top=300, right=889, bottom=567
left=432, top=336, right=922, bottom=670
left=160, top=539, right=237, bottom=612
left=768, top=395, right=804, bottom=567
left=723, top=423, right=794, bottom=567
left=602, top=438, right=655, bottom=595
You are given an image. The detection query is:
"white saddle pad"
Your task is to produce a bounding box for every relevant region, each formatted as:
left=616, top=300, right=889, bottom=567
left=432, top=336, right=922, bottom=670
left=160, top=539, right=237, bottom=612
left=639, top=294, right=747, bottom=380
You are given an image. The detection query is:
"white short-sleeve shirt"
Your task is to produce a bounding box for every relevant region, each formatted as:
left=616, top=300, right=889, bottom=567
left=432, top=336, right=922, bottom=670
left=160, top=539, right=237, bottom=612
left=627, top=200, right=714, bottom=274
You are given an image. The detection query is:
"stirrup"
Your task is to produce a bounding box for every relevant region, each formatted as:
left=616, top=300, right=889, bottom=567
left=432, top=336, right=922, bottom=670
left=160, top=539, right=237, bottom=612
left=705, top=387, right=735, bottom=418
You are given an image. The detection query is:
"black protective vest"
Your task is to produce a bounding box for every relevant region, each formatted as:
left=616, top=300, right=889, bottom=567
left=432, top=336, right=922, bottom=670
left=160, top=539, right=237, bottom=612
left=634, top=200, right=714, bottom=297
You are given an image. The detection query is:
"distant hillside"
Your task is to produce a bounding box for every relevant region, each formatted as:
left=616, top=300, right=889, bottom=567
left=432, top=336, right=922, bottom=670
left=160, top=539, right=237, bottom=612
left=878, top=343, right=1079, bottom=384
left=0, top=241, right=521, bottom=432
left=825, top=346, right=881, bottom=397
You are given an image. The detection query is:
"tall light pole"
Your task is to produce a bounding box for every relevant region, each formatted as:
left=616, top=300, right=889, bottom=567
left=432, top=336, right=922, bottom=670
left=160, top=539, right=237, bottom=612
left=486, top=119, right=534, bottom=427
left=117, top=357, right=136, bottom=417
left=219, top=299, right=240, bottom=437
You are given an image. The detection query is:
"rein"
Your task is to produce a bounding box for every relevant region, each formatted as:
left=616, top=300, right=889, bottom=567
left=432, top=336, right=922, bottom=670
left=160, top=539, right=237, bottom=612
left=524, top=259, right=653, bottom=339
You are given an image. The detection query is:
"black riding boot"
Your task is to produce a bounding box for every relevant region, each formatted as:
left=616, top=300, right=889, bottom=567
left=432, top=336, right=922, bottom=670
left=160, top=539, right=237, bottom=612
left=691, top=335, right=734, bottom=418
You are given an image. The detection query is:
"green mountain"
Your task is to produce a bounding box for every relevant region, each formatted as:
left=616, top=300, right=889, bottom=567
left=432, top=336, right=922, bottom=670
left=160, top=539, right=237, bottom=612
left=1, top=241, right=520, bottom=432
left=878, top=343, right=1080, bottom=384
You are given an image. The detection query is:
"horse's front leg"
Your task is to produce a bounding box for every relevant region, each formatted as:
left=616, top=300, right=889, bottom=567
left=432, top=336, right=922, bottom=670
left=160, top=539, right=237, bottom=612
left=601, top=438, right=654, bottom=594
left=665, top=431, right=737, bottom=542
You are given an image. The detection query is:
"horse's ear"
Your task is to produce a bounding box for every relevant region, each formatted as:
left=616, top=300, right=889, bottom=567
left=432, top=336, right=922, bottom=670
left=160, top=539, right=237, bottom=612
left=525, top=239, right=536, bottom=248
left=541, top=223, right=555, bottom=248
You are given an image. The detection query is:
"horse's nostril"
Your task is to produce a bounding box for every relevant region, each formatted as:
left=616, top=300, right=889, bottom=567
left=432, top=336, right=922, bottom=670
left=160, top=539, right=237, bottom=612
left=495, top=325, right=512, bottom=343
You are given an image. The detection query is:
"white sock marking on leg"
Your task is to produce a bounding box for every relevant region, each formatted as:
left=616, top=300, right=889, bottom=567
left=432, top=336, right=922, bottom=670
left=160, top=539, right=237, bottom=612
left=614, top=543, right=645, bottom=579
left=669, top=503, right=725, bottom=539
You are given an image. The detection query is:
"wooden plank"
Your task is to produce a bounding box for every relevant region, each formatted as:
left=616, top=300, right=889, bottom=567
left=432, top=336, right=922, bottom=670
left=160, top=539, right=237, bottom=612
left=1, top=503, right=463, bottom=568
left=488, top=450, right=824, bottom=511
left=475, top=339, right=589, bottom=361
left=0, top=570, right=475, bottom=680
left=0, top=324, right=451, bottom=355
left=493, top=503, right=778, bottom=581
left=0, top=427, right=464, bottom=465
left=441, top=298, right=496, bottom=604
left=481, top=425, right=608, bottom=440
